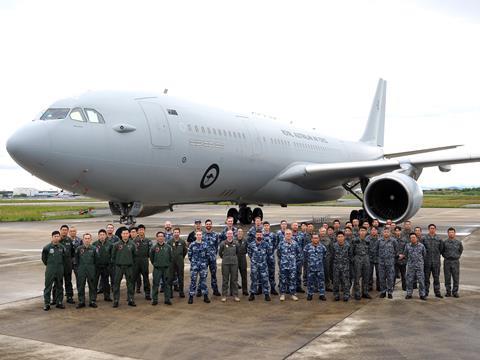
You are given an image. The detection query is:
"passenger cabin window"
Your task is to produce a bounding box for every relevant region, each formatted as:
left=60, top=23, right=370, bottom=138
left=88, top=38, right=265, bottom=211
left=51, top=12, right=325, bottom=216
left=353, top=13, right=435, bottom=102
left=84, top=108, right=104, bottom=123
left=40, top=108, right=70, bottom=120
left=69, top=108, right=85, bottom=122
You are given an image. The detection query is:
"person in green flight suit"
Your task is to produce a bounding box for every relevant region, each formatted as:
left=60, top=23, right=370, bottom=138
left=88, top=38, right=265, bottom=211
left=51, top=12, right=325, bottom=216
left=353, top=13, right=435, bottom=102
left=75, top=233, right=98, bottom=308
left=42, top=230, right=66, bottom=311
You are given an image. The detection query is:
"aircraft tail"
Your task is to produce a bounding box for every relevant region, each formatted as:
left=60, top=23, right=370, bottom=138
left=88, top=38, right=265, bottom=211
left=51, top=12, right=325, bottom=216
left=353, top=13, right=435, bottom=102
left=359, top=78, right=386, bottom=147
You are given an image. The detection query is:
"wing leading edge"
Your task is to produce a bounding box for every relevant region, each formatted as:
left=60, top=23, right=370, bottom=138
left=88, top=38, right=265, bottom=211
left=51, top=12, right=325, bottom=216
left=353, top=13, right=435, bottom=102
left=278, top=153, right=480, bottom=191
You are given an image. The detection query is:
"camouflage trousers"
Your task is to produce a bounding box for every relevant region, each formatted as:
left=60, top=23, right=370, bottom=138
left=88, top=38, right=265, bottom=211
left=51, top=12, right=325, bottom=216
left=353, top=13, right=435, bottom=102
left=354, top=256, right=370, bottom=297
left=424, top=262, right=441, bottom=296
left=250, top=262, right=269, bottom=295
left=333, top=265, right=351, bottom=298
left=207, top=256, right=219, bottom=292
left=406, top=265, right=425, bottom=297
left=189, top=266, right=208, bottom=296
left=307, top=269, right=325, bottom=296
left=444, top=259, right=460, bottom=294
left=279, top=267, right=297, bottom=295
left=378, top=262, right=395, bottom=294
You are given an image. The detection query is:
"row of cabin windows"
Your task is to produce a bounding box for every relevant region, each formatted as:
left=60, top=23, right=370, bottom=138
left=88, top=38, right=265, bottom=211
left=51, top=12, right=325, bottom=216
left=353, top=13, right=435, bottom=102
left=269, top=137, right=328, bottom=152
left=187, top=124, right=247, bottom=140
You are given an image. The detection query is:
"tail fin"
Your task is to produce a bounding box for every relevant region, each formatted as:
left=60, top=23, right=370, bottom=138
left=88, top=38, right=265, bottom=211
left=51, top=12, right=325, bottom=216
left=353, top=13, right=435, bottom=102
left=359, top=78, right=386, bottom=147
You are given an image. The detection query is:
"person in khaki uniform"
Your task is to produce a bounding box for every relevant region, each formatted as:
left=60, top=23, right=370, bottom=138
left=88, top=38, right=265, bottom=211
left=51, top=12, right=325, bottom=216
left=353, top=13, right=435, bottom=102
left=219, top=230, right=240, bottom=302
left=167, top=227, right=188, bottom=298
left=150, top=231, right=173, bottom=305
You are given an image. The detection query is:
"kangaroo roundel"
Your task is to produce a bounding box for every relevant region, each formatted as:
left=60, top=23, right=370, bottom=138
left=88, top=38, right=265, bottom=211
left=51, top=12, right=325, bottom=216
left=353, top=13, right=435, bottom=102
left=200, top=164, right=219, bottom=189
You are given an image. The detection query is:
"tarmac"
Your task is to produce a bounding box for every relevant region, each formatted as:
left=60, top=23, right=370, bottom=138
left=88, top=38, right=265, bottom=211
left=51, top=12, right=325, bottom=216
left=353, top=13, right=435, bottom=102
left=0, top=205, right=479, bottom=359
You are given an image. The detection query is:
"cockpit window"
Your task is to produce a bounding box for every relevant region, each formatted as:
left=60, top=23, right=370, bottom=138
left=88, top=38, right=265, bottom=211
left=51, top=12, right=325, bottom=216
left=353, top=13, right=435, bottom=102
left=69, top=108, right=86, bottom=122
left=84, top=108, right=104, bottom=123
left=40, top=108, right=70, bottom=120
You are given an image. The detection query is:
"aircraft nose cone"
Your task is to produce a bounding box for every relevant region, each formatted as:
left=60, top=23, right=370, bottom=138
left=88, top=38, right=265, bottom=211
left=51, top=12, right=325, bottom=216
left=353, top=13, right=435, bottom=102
left=6, top=122, right=51, bottom=170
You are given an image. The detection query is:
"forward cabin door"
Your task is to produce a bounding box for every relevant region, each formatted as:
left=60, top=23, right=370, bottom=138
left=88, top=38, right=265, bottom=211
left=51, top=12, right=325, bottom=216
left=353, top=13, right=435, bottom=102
left=138, top=100, right=172, bottom=147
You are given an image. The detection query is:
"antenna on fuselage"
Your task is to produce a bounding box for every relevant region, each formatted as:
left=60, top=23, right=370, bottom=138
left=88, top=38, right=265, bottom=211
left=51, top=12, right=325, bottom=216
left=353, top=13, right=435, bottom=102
left=163, top=88, right=168, bottom=94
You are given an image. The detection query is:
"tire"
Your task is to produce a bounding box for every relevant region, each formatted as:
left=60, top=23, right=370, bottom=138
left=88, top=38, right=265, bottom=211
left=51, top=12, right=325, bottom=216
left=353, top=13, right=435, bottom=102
left=252, top=207, right=263, bottom=221
left=239, top=207, right=253, bottom=225
left=227, top=208, right=239, bottom=224
left=349, top=210, right=359, bottom=223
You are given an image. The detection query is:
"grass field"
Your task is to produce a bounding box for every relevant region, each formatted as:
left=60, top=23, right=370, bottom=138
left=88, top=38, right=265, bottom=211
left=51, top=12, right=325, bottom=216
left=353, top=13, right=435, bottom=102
left=0, top=205, right=98, bottom=222
left=0, top=190, right=479, bottom=222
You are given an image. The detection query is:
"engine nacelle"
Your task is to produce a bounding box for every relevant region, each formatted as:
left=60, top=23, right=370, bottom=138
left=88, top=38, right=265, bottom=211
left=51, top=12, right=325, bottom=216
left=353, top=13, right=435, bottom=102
left=363, top=172, right=423, bottom=223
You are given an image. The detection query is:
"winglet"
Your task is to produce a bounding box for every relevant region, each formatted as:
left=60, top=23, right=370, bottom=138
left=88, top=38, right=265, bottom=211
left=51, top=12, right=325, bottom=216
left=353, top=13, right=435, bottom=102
left=360, top=79, right=386, bottom=147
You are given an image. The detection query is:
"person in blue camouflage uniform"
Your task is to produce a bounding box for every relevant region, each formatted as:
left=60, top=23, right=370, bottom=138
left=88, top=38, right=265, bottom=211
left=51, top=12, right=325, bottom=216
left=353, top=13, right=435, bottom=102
left=332, top=231, right=352, bottom=301
left=276, top=220, right=288, bottom=270
left=393, top=226, right=408, bottom=291
left=277, top=229, right=300, bottom=301
left=303, top=234, right=327, bottom=301
left=302, top=223, right=315, bottom=288
left=203, top=219, right=221, bottom=296
left=247, top=217, right=263, bottom=244
left=352, top=227, right=371, bottom=300
left=187, top=231, right=210, bottom=304
left=423, top=224, right=444, bottom=298
left=247, top=217, right=264, bottom=294
left=367, top=226, right=380, bottom=291
left=404, top=233, right=427, bottom=300
left=442, top=227, right=463, bottom=297
left=376, top=228, right=398, bottom=299
left=247, top=230, right=272, bottom=301
left=291, top=222, right=306, bottom=293
left=262, top=221, right=279, bottom=295
left=219, top=217, right=238, bottom=242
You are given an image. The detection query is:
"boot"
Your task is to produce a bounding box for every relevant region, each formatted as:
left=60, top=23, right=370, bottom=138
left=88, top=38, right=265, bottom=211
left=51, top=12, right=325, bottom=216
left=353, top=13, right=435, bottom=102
left=203, top=294, right=211, bottom=303
left=270, top=288, right=279, bottom=296
left=264, top=294, right=271, bottom=301
left=307, top=294, right=313, bottom=301
left=248, top=294, right=255, bottom=301
left=188, top=296, right=193, bottom=304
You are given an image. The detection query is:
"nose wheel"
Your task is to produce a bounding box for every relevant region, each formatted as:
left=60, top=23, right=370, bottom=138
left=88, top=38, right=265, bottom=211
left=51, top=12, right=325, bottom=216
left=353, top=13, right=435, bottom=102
left=109, top=201, right=143, bottom=226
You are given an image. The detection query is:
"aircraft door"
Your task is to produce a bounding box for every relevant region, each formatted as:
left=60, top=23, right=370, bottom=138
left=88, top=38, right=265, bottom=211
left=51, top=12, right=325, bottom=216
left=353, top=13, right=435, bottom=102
left=138, top=100, right=172, bottom=147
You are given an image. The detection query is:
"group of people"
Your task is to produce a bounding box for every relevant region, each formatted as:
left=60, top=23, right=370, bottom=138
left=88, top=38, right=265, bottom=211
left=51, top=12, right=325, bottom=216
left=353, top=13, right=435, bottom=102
left=41, top=216, right=464, bottom=311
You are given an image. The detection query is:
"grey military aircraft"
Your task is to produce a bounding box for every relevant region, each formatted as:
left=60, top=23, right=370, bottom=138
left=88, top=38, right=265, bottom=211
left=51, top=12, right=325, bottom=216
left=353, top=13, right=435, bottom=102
left=6, top=79, right=480, bottom=225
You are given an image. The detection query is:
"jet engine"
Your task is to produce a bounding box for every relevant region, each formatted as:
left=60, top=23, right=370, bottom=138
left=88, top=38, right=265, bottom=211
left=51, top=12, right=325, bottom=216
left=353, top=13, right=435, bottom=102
left=363, top=172, right=423, bottom=223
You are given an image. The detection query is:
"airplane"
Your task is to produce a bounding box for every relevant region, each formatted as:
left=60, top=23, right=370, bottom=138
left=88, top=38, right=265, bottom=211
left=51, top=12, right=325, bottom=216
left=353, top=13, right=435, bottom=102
left=6, top=79, right=480, bottom=225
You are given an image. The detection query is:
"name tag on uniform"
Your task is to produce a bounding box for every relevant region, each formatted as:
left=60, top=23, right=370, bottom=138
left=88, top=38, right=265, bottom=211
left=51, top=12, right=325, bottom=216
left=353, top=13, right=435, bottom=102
left=49, top=249, right=54, bottom=254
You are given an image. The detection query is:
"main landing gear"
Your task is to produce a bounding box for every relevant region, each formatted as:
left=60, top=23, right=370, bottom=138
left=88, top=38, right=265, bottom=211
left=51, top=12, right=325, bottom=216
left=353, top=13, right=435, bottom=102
left=226, top=204, right=263, bottom=225
left=342, top=180, right=372, bottom=224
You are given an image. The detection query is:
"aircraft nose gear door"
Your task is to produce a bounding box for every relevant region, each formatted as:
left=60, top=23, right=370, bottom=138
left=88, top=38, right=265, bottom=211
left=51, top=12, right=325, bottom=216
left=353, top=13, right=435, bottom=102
left=138, top=100, right=172, bottom=147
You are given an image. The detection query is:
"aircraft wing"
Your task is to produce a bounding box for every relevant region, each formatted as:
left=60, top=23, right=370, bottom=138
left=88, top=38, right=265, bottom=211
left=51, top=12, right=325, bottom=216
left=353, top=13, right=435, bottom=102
left=278, top=153, right=480, bottom=190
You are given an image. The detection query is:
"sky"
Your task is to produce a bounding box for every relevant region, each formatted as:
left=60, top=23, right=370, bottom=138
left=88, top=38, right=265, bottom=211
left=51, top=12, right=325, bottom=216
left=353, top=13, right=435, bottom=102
left=1, top=0, right=480, bottom=191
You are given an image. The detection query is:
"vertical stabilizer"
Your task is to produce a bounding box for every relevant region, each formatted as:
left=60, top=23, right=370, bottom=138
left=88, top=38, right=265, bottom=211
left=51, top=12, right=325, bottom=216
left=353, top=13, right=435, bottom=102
left=360, top=79, right=386, bottom=147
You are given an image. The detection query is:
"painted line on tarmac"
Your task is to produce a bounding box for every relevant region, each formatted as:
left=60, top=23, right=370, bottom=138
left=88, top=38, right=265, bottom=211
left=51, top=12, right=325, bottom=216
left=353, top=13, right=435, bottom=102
left=0, top=333, right=140, bottom=360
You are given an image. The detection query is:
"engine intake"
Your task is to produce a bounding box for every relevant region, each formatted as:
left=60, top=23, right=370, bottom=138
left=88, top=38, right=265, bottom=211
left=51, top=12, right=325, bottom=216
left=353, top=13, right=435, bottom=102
left=363, top=172, right=423, bottom=223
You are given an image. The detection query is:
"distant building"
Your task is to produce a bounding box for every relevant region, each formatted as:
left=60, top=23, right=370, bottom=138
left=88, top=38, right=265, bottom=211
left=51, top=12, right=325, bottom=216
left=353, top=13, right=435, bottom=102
left=0, top=191, right=13, bottom=199
left=13, top=187, right=38, bottom=197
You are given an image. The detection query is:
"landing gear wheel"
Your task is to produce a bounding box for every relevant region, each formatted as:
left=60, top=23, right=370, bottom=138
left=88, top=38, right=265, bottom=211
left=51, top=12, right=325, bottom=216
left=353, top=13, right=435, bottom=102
left=239, top=206, right=253, bottom=225
left=358, top=209, right=367, bottom=222
left=115, top=226, right=128, bottom=238
left=227, top=208, right=239, bottom=224
left=349, top=210, right=359, bottom=223
left=252, top=207, right=263, bottom=221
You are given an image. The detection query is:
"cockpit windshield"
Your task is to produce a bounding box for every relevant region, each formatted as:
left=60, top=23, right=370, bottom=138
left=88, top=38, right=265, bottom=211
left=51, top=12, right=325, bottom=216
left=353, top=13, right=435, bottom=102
left=40, top=108, right=70, bottom=120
